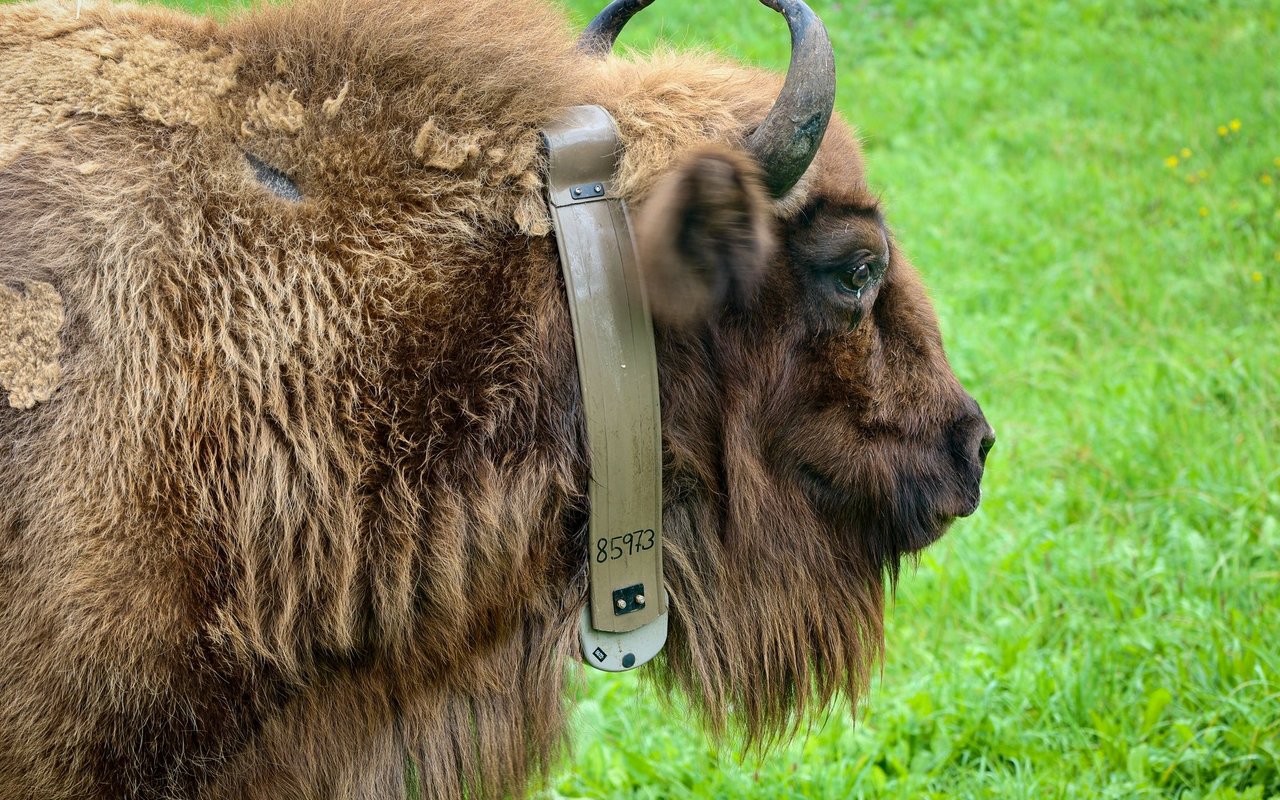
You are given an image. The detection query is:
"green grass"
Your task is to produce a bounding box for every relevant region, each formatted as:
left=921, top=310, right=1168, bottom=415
left=13, top=0, right=1280, bottom=796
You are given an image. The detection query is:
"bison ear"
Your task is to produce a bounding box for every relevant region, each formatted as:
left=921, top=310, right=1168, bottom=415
left=633, top=146, right=776, bottom=330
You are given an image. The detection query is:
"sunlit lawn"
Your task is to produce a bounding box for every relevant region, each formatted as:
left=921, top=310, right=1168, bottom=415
left=9, top=0, right=1278, bottom=797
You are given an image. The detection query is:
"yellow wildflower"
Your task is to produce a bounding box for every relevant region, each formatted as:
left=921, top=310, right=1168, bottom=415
left=1199, top=207, right=1209, bottom=217
left=1218, top=125, right=1229, bottom=136
left=1165, top=155, right=1179, bottom=168
left=1253, top=272, right=1264, bottom=283
left=1263, top=175, right=1274, bottom=185
left=1230, top=119, right=1242, bottom=131
left=1198, top=169, right=1209, bottom=179
left=1181, top=148, right=1192, bottom=158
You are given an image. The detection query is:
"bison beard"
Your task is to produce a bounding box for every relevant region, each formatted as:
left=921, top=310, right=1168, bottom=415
left=0, top=0, right=990, bottom=798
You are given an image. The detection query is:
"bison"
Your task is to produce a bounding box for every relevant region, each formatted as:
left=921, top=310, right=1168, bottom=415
left=0, top=0, right=994, bottom=797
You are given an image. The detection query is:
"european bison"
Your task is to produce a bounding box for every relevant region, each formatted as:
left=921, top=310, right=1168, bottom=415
left=0, top=0, right=994, bottom=797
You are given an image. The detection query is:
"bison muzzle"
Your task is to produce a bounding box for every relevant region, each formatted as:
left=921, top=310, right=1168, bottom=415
left=0, top=0, right=993, bottom=798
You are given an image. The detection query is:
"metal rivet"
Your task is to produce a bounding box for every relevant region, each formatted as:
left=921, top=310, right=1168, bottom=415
left=615, top=599, right=627, bottom=610
left=573, top=187, right=583, bottom=197
left=635, top=595, right=646, bottom=606
left=594, top=184, right=603, bottom=192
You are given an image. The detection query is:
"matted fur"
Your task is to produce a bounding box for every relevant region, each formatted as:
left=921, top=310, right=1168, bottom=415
left=0, top=1, right=989, bottom=798
left=0, top=280, right=63, bottom=408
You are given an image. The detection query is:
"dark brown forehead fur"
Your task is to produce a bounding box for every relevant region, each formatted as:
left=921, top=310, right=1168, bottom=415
left=808, top=121, right=879, bottom=211
left=796, top=123, right=890, bottom=256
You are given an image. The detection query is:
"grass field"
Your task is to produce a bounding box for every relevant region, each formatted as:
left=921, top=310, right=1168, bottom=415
left=13, top=0, right=1279, bottom=796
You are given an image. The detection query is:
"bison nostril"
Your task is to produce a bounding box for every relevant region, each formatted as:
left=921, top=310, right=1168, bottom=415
left=978, top=429, right=996, bottom=465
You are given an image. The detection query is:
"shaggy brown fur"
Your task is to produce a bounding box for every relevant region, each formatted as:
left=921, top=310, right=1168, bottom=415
left=0, top=1, right=991, bottom=798
left=0, top=280, right=63, bottom=408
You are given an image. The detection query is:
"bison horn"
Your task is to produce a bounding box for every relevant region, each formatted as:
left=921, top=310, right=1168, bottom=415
left=578, top=0, right=836, bottom=199
left=577, top=0, right=657, bottom=56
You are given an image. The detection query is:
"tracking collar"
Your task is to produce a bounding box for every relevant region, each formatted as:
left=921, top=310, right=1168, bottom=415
left=543, top=106, right=668, bottom=672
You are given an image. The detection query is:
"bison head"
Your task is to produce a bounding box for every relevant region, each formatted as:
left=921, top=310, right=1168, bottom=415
left=582, top=0, right=995, bottom=739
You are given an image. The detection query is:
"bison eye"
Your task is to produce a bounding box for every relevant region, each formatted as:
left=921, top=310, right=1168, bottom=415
left=838, top=262, right=873, bottom=295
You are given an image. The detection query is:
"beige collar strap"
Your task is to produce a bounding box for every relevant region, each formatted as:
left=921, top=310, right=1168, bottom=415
left=543, top=106, right=668, bottom=672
